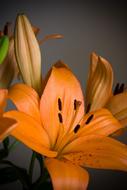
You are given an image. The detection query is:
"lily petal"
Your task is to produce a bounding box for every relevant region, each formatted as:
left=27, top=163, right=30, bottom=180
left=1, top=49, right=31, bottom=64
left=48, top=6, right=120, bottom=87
left=106, top=92, right=127, bottom=127
left=45, top=158, right=89, bottom=190
left=85, top=53, right=113, bottom=112
left=0, top=117, right=17, bottom=141
left=77, top=109, right=122, bottom=137
left=4, top=111, right=57, bottom=157
left=63, top=135, right=127, bottom=171
left=0, top=89, right=8, bottom=112
left=40, top=61, right=84, bottom=146
left=8, top=83, right=41, bottom=122
left=56, top=109, right=122, bottom=153
left=39, top=34, right=64, bottom=45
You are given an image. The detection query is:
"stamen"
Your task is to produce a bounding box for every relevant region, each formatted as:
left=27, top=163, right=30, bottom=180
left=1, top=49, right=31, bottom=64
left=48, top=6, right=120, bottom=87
left=86, top=103, right=91, bottom=113
left=58, top=98, right=62, bottom=111
left=74, top=99, right=77, bottom=110
left=74, top=99, right=82, bottom=110
left=113, top=83, right=119, bottom=95
left=58, top=113, right=63, bottom=123
left=85, top=114, right=94, bottom=124
left=74, top=124, right=80, bottom=133
left=3, top=22, right=10, bottom=35
left=66, top=99, right=82, bottom=133
left=119, top=83, right=124, bottom=93
left=113, top=83, right=125, bottom=95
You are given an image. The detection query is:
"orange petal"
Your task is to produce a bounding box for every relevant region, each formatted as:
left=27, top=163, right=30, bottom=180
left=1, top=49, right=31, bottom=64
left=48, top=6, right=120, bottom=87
left=4, top=111, right=57, bottom=157
left=32, top=26, right=40, bottom=35
left=106, top=92, right=127, bottom=127
left=56, top=109, right=122, bottom=153
left=39, top=34, right=64, bottom=45
left=40, top=61, right=84, bottom=146
left=45, top=158, right=89, bottom=190
left=77, top=108, right=122, bottom=137
left=85, top=53, right=113, bottom=112
left=63, top=135, right=127, bottom=172
left=0, top=89, right=8, bottom=112
left=0, top=117, right=17, bottom=141
left=8, top=84, right=41, bottom=122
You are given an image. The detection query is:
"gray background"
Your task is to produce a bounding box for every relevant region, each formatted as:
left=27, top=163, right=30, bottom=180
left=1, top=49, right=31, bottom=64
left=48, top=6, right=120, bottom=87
left=0, top=0, right=127, bottom=189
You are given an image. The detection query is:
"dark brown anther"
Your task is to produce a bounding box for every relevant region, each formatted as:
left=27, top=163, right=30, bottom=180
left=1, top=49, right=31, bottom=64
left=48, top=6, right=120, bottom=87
left=113, top=83, right=119, bottom=95
left=119, top=83, right=124, bottom=93
left=3, top=22, right=11, bottom=36
left=58, top=113, right=63, bottom=123
left=0, top=31, right=3, bottom=37
left=3, top=23, right=9, bottom=35
left=74, top=124, right=80, bottom=133
left=113, top=83, right=125, bottom=95
left=58, top=98, right=62, bottom=111
left=85, top=114, right=94, bottom=124
left=86, top=103, right=91, bottom=113
left=74, top=99, right=77, bottom=110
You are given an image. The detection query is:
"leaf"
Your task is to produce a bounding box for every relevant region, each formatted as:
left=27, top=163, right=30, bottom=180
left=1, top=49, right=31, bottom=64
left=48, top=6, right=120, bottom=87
left=36, top=181, right=53, bottom=190
left=3, top=137, right=10, bottom=150
left=35, top=152, right=44, bottom=176
left=0, top=166, right=18, bottom=184
left=0, top=35, right=9, bottom=64
left=0, top=160, right=30, bottom=188
left=0, top=149, right=8, bottom=160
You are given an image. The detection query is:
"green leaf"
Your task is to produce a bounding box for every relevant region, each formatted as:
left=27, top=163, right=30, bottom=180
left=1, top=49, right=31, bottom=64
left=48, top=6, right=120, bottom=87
left=0, top=166, right=18, bottom=184
left=34, top=181, right=53, bottom=190
left=35, top=153, right=44, bottom=176
left=0, top=160, right=30, bottom=188
left=0, top=149, right=8, bottom=160
left=0, top=35, right=9, bottom=64
left=3, top=137, right=10, bottom=150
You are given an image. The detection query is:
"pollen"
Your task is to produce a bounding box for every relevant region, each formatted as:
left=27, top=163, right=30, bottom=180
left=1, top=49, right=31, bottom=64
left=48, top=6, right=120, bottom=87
left=58, top=98, right=62, bottom=111
left=58, top=113, right=63, bottom=123
left=74, top=99, right=82, bottom=110
left=85, top=114, right=94, bottom=124
left=74, top=99, right=77, bottom=110
left=74, top=124, right=80, bottom=133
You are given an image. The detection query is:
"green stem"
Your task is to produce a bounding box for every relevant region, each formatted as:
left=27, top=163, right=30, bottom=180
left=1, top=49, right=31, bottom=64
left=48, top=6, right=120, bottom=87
left=32, top=168, right=49, bottom=190
left=8, top=140, right=19, bottom=152
left=29, top=151, right=36, bottom=184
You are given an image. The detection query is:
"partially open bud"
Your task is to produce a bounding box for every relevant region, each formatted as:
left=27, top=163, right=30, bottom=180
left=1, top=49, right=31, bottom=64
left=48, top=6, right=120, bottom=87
left=14, top=14, right=42, bottom=95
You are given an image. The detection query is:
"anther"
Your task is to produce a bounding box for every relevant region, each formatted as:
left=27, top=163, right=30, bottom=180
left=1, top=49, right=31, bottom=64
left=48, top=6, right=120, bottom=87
left=86, top=103, right=91, bottom=113
left=74, top=99, right=77, bottom=110
left=3, top=23, right=9, bottom=35
left=119, top=83, right=124, bottom=93
left=74, top=99, right=82, bottom=110
left=85, top=114, right=94, bottom=124
left=113, top=83, right=119, bottom=95
left=58, top=113, right=63, bottom=123
left=58, top=98, right=62, bottom=111
left=74, top=124, right=80, bottom=133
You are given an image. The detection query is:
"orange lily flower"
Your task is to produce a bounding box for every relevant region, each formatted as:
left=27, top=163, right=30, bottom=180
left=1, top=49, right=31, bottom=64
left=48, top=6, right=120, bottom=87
left=3, top=62, right=127, bottom=190
left=0, top=89, right=17, bottom=140
left=85, top=52, right=127, bottom=129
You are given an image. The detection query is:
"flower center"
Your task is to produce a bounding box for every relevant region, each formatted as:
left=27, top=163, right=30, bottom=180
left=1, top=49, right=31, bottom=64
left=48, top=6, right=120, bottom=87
left=54, top=98, right=82, bottom=153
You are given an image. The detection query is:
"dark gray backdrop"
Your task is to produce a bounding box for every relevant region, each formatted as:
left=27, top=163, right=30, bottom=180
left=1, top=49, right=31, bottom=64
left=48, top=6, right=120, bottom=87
left=0, top=0, right=127, bottom=189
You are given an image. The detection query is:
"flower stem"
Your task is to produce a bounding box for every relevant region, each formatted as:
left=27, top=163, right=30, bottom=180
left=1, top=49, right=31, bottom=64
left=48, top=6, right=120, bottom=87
left=8, top=140, right=19, bottom=152
left=29, top=151, right=36, bottom=183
